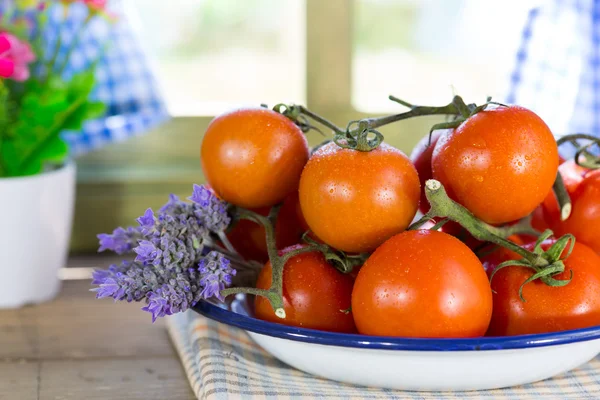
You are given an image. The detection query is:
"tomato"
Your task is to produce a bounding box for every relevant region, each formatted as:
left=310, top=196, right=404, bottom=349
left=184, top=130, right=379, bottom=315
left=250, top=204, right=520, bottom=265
left=530, top=204, right=550, bottom=233
left=549, top=169, right=600, bottom=254
left=432, top=106, right=559, bottom=224
left=226, top=193, right=307, bottom=263
left=524, top=160, right=587, bottom=240
left=299, top=142, right=420, bottom=253
left=559, top=159, right=590, bottom=189
left=545, top=160, right=589, bottom=218
left=484, top=240, right=600, bottom=336
left=410, top=129, right=450, bottom=214
left=201, top=108, right=309, bottom=208
left=352, top=230, right=492, bottom=337
left=254, top=246, right=356, bottom=333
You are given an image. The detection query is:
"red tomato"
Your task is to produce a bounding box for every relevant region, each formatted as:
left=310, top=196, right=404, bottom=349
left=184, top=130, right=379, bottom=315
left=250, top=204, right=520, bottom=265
left=201, top=108, right=309, bottom=208
left=541, top=159, right=589, bottom=222
left=558, top=159, right=589, bottom=189
left=410, top=129, right=450, bottom=213
left=352, top=230, right=492, bottom=337
left=226, top=193, right=306, bottom=263
left=523, top=161, right=587, bottom=241
left=530, top=204, right=551, bottom=233
left=432, top=106, right=559, bottom=224
left=254, top=247, right=356, bottom=333
left=299, top=142, right=420, bottom=253
left=549, top=169, right=600, bottom=254
left=527, top=160, right=586, bottom=240
left=485, top=239, right=600, bottom=336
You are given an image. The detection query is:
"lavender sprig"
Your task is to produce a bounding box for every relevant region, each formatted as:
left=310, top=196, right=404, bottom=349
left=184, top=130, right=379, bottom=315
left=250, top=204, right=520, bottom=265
left=92, top=184, right=256, bottom=322
left=197, top=251, right=236, bottom=301
left=97, top=227, right=142, bottom=254
left=92, top=253, right=240, bottom=322
left=189, top=184, right=230, bottom=231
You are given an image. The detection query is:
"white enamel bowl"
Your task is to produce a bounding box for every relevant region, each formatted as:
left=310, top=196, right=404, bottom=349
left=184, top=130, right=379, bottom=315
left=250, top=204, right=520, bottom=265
left=194, top=295, right=600, bottom=391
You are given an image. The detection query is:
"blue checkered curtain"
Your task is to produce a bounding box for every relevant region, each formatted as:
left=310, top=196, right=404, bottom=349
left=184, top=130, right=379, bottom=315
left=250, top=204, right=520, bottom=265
left=503, top=0, right=596, bottom=157
left=46, top=0, right=169, bottom=155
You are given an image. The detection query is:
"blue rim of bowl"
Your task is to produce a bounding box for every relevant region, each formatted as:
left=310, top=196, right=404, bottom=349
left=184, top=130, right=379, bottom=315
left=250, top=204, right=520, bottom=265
left=193, top=296, right=600, bottom=351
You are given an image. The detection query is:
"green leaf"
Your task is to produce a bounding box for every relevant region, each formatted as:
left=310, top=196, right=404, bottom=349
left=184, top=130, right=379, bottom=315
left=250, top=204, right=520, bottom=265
left=62, top=101, right=107, bottom=131
left=68, top=71, right=96, bottom=101
left=0, top=80, right=10, bottom=134
left=0, top=67, right=106, bottom=177
left=17, top=137, right=69, bottom=177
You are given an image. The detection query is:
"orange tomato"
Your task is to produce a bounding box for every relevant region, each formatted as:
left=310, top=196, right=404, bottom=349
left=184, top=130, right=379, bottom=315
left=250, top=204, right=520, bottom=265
left=254, top=247, right=356, bottom=333
left=352, top=230, right=492, bottom=337
left=432, top=106, right=559, bottom=224
left=298, top=142, right=420, bottom=253
left=201, top=108, right=309, bottom=208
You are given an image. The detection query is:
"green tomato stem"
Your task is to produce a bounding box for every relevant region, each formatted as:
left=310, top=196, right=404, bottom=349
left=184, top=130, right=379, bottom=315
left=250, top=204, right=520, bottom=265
left=556, top=133, right=600, bottom=146
left=557, top=133, right=600, bottom=169
left=552, top=172, right=572, bottom=221
left=334, top=120, right=384, bottom=152
left=420, top=179, right=547, bottom=266
left=359, top=97, right=461, bottom=131
left=297, top=105, right=345, bottom=135
left=221, top=206, right=322, bottom=319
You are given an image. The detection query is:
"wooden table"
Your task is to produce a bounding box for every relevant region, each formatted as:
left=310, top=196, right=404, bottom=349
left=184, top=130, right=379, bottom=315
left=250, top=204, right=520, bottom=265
left=0, top=256, right=196, bottom=400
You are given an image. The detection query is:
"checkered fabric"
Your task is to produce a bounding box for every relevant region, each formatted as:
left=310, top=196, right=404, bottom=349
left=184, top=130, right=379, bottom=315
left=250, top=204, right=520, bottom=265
left=503, top=0, right=599, bottom=157
left=167, top=311, right=600, bottom=399
left=45, top=1, right=169, bottom=155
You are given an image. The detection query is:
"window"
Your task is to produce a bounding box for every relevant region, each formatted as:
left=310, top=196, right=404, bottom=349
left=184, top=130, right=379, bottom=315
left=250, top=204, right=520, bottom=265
left=352, top=0, right=536, bottom=112
left=127, top=0, right=306, bottom=116
left=74, top=0, right=533, bottom=251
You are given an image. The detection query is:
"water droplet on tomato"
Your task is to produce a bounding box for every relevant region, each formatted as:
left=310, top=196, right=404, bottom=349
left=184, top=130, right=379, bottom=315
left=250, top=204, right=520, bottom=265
left=471, top=137, right=486, bottom=149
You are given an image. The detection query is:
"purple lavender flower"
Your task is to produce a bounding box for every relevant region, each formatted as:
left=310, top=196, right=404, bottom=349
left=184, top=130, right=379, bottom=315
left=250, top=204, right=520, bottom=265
left=93, top=184, right=246, bottom=322
left=198, top=251, right=236, bottom=301
left=91, top=263, right=129, bottom=285
left=91, top=269, right=111, bottom=285
left=136, top=208, right=156, bottom=235
left=188, top=184, right=213, bottom=206
left=142, top=283, right=192, bottom=322
left=95, top=277, right=121, bottom=299
left=93, top=251, right=239, bottom=321
left=142, top=288, right=170, bottom=322
left=134, top=240, right=161, bottom=264
left=97, top=227, right=142, bottom=254
left=160, top=194, right=181, bottom=213
left=91, top=261, right=162, bottom=303
left=188, top=184, right=230, bottom=231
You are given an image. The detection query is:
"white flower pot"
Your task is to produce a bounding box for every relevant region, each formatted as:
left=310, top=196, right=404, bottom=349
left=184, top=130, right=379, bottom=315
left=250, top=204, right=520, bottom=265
left=0, top=162, right=76, bottom=308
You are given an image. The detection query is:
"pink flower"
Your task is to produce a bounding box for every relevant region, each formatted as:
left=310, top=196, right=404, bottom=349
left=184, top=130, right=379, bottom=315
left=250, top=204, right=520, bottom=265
left=0, top=36, right=14, bottom=79
left=84, top=0, right=107, bottom=12
left=0, top=33, right=36, bottom=81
